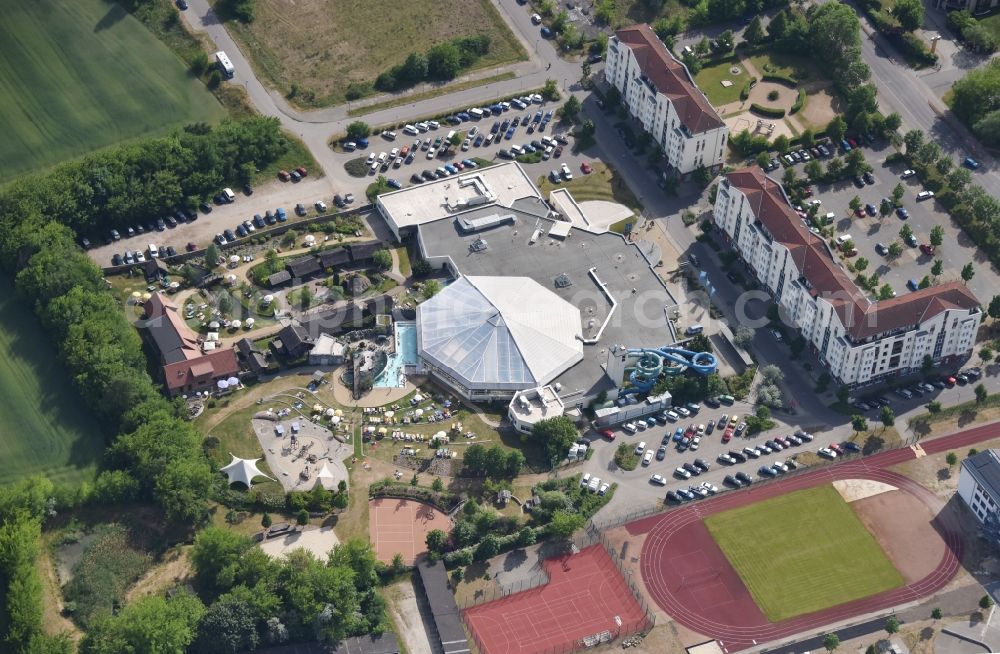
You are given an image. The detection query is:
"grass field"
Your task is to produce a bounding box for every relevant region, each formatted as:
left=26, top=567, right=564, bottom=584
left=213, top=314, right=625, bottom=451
left=0, top=0, right=225, bottom=183
left=537, top=162, right=642, bottom=213
left=0, top=280, right=106, bottom=485
left=748, top=51, right=818, bottom=83
left=705, top=484, right=904, bottom=622
left=223, top=0, right=526, bottom=108
left=695, top=61, right=745, bottom=107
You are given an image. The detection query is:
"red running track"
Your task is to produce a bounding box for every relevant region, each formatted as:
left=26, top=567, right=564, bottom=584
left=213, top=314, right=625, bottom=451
left=464, top=544, right=650, bottom=654
left=630, top=422, right=1000, bottom=651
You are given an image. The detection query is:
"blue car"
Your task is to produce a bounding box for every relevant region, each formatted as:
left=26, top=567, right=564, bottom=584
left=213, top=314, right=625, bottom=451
left=356, top=137, right=369, bottom=149
left=672, top=427, right=684, bottom=442
left=533, top=110, right=543, bottom=123
left=965, top=156, right=980, bottom=170
left=387, top=179, right=402, bottom=189
left=276, top=207, right=287, bottom=222
left=444, top=164, right=458, bottom=174
left=841, top=139, right=852, bottom=152
left=457, top=112, right=470, bottom=121
left=541, top=26, right=552, bottom=38
left=490, top=121, right=500, bottom=134
left=474, top=134, right=484, bottom=146
left=896, top=207, right=909, bottom=219
left=505, top=127, right=515, bottom=140
left=906, top=279, right=919, bottom=292
left=462, top=159, right=478, bottom=168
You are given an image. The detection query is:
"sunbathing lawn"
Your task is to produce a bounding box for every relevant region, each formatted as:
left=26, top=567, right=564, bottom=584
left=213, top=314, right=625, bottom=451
left=537, top=162, right=641, bottom=213
left=695, top=60, right=746, bottom=107
left=705, top=484, right=904, bottom=622
left=748, top=51, right=818, bottom=82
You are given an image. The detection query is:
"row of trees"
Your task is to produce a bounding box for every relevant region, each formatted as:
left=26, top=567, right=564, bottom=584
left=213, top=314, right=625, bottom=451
left=462, top=444, right=525, bottom=479
left=0, top=117, right=289, bottom=241
left=375, top=36, right=492, bottom=92
left=950, top=58, right=1000, bottom=148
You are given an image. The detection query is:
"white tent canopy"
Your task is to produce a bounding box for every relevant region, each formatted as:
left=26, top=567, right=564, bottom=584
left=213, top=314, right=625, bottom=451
left=313, top=462, right=338, bottom=490
left=220, top=455, right=274, bottom=488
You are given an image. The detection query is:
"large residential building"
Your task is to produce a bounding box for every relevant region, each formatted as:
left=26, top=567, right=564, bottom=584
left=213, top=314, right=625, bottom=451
left=714, top=167, right=981, bottom=387
left=604, top=24, right=728, bottom=177
left=958, top=449, right=1000, bottom=525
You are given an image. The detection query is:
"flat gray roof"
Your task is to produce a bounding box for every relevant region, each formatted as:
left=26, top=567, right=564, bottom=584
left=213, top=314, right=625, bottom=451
left=417, top=211, right=678, bottom=403
left=964, top=449, right=1000, bottom=501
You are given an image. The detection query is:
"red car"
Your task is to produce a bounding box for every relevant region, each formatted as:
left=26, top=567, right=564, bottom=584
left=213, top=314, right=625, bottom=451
left=722, top=428, right=733, bottom=443
left=599, top=428, right=615, bottom=441
left=581, top=161, right=592, bottom=174
left=829, top=442, right=844, bottom=454
left=945, top=376, right=957, bottom=387
left=855, top=207, right=865, bottom=217
left=295, top=166, right=308, bottom=177
left=186, top=242, right=198, bottom=252
left=919, top=243, right=935, bottom=256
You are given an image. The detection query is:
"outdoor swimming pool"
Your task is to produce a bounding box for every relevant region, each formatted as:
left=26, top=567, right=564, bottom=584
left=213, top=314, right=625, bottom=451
left=374, top=323, right=418, bottom=388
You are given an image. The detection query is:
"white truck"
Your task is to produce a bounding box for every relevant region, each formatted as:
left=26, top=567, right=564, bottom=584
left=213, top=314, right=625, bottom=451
left=215, top=51, right=235, bottom=79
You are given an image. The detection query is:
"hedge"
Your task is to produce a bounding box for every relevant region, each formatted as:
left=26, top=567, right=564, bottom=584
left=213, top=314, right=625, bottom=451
left=762, top=73, right=798, bottom=87
left=740, top=77, right=757, bottom=102
left=750, top=103, right=786, bottom=119
left=790, top=88, right=806, bottom=114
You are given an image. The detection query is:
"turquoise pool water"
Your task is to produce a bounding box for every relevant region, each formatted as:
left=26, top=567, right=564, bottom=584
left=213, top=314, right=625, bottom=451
left=375, top=323, right=418, bottom=388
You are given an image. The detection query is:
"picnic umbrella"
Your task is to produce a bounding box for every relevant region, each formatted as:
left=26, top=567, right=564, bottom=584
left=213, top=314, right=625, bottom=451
left=313, top=404, right=323, bottom=413
left=263, top=295, right=274, bottom=304
left=326, top=408, right=335, bottom=417
left=227, top=377, right=239, bottom=387
left=384, top=410, right=394, bottom=418
left=131, top=291, right=141, bottom=299
left=413, top=394, right=423, bottom=402
left=209, top=321, right=220, bottom=329
left=168, top=281, right=180, bottom=290
left=377, top=427, right=388, bottom=434
left=245, top=318, right=255, bottom=328
left=230, top=319, right=242, bottom=329
left=304, top=235, right=316, bottom=244
left=226, top=274, right=237, bottom=285
left=330, top=416, right=341, bottom=425
left=217, top=380, right=229, bottom=390
left=434, top=431, right=447, bottom=440
left=334, top=409, right=343, bottom=417
left=141, top=292, right=152, bottom=301
left=414, top=408, right=424, bottom=417
left=230, top=255, right=240, bottom=264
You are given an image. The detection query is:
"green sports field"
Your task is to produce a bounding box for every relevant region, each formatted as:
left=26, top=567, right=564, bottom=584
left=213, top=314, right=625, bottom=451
left=705, top=484, right=904, bottom=622
left=0, top=280, right=106, bottom=485
left=0, top=0, right=225, bottom=183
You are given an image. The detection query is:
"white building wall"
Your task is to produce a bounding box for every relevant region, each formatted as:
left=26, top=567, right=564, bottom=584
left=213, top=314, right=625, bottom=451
left=606, top=36, right=727, bottom=176
left=713, top=178, right=981, bottom=386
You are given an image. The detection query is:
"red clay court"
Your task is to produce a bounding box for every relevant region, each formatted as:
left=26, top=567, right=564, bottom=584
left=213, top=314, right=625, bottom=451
left=464, top=544, right=650, bottom=654
left=368, top=498, right=450, bottom=564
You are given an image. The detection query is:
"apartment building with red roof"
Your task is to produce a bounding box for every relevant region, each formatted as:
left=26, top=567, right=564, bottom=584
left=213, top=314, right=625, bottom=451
left=714, top=167, right=981, bottom=387
left=605, top=24, right=728, bottom=176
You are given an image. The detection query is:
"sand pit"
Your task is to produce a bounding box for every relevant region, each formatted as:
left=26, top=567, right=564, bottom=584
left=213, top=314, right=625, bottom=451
left=834, top=478, right=897, bottom=503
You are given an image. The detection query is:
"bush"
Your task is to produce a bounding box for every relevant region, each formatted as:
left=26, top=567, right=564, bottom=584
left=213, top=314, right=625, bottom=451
left=740, top=80, right=753, bottom=102
left=790, top=88, right=806, bottom=114
left=750, top=103, right=786, bottom=119
left=767, top=90, right=780, bottom=101
left=762, top=73, right=797, bottom=86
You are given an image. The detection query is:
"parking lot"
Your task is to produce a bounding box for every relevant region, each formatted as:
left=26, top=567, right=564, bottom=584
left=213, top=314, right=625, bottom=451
left=581, top=400, right=826, bottom=505
left=778, top=141, right=1000, bottom=303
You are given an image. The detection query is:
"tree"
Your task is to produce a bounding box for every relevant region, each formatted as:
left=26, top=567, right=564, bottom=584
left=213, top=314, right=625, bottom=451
left=827, top=116, right=848, bottom=143
left=474, top=534, right=500, bottom=561
left=903, top=129, right=924, bottom=155
left=932, top=607, right=943, bottom=620
left=761, top=364, right=784, bottom=384
left=298, top=285, right=312, bottom=309
left=372, top=249, right=392, bottom=270
left=774, top=134, right=790, bottom=154
left=261, top=513, right=272, bottom=529
left=823, top=633, right=840, bottom=651
left=936, top=156, right=954, bottom=175
left=541, top=79, right=560, bottom=101
left=962, top=263, right=976, bottom=284
left=805, top=160, right=823, bottom=181
left=431, top=476, right=444, bottom=492
left=851, top=414, right=868, bottom=433
left=894, top=0, right=924, bottom=31
left=888, top=242, right=903, bottom=259
left=899, top=224, right=913, bottom=242
left=931, top=259, right=944, bottom=278
left=878, top=284, right=895, bottom=300
left=946, top=452, right=958, bottom=466
left=981, top=594, right=994, bottom=609
left=346, top=121, right=370, bottom=141
left=296, top=509, right=309, bottom=526
left=980, top=347, right=994, bottom=364
left=191, top=595, right=259, bottom=654
left=855, top=257, right=869, bottom=272
left=548, top=511, right=585, bottom=538
left=885, top=615, right=900, bottom=635
left=849, top=196, right=862, bottom=213
left=827, top=157, right=844, bottom=179
left=559, top=95, right=581, bottom=122
left=745, top=15, right=765, bottom=44
left=532, top=416, right=578, bottom=464
left=947, top=167, right=972, bottom=191
left=426, top=529, right=447, bottom=553
left=80, top=593, right=205, bottom=654
left=881, top=405, right=895, bottom=428
left=422, top=280, right=441, bottom=297
left=990, top=295, right=1000, bottom=321
left=976, top=383, right=989, bottom=404
left=427, top=42, right=462, bottom=79
left=505, top=450, right=526, bottom=477
left=734, top=326, right=755, bottom=349
left=884, top=112, right=903, bottom=134
left=205, top=244, right=220, bottom=268
left=844, top=149, right=867, bottom=177
left=782, top=167, right=797, bottom=189
left=928, top=400, right=942, bottom=414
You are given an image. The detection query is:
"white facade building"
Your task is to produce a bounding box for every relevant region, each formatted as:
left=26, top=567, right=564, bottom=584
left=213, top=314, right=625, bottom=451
left=958, top=450, right=1000, bottom=524
left=714, top=168, right=981, bottom=387
left=605, top=24, right=728, bottom=177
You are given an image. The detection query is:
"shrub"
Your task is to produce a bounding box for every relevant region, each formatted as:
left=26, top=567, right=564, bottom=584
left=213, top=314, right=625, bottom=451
left=762, top=73, right=797, bottom=87
left=767, top=90, right=780, bottom=101
left=740, top=81, right=752, bottom=102
left=790, top=88, right=806, bottom=114
left=750, top=104, right=786, bottom=119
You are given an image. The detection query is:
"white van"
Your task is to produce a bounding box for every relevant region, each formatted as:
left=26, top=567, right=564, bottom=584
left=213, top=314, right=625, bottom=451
left=147, top=243, right=159, bottom=258
left=580, top=472, right=591, bottom=488
left=445, top=130, right=457, bottom=143
left=823, top=211, right=836, bottom=223
left=686, top=324, right=704, bottom=335
left=836, top=233, right=853, bottom=245
left=622, top=422, right=638, bottom=434
left=222, top=187, right=236, bottom=203
left=469, top=108, right=485, bottom=119
left=403, top=124, right=419, bottom=136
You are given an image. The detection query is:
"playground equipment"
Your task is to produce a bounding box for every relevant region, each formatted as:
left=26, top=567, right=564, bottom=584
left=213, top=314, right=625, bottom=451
left=623, top=347, right=718, bottom=394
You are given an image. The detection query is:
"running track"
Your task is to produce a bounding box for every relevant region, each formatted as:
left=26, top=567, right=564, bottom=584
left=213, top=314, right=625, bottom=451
left=629, top=421, right=1000, bottom=651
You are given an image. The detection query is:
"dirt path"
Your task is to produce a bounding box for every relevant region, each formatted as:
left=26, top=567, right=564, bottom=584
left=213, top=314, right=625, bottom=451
left=37, top=549, right=80, bottom=641
left=385, top=578, right=434, bottom=654
left=124, top=546, right=192, bottom=603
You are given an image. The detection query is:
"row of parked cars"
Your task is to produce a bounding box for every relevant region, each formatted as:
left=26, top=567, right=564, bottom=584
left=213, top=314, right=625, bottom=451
left=850, top=369, right=983, bottom=413
left=579, top=473, right=610, bottom=495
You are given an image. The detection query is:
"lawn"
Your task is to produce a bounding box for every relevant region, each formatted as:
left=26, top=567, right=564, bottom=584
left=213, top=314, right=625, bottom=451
left=198, top=403, right=285, bottom=497
left=0, top=0, right=225, bottom=183
left=223, top=0, right=526, bottom=108
left=0, top=280, right=106, bottom=485
left=537, top=162, right=642, bottom=213
left=748, top=51, right=818, bottom=83
left=704, top=484, right=904, bottom=622
left=695, top=60, right=745, bottom=107
left=978, top=12, right=1000, bottom=42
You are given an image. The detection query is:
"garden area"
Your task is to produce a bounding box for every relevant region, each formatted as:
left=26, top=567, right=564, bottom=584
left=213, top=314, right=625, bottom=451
left=537, top=162, right=641, bottom=213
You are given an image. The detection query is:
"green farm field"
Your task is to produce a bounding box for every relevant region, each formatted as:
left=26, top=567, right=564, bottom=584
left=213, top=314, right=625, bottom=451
left=0, top=0, right=225, bottom=183
left=705, top=484, right=904, bottom=621
left=0, top=280, right=106, bottom=485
